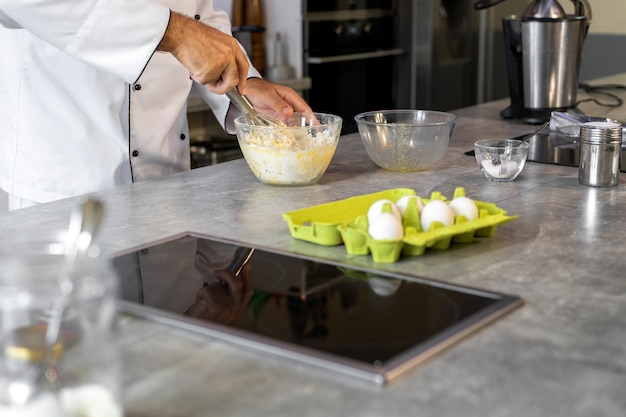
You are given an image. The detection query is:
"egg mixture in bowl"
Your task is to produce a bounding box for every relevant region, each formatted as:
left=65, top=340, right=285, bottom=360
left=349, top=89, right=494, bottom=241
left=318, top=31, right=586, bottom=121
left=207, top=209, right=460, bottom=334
left=234, top=112, right=342, bottom=186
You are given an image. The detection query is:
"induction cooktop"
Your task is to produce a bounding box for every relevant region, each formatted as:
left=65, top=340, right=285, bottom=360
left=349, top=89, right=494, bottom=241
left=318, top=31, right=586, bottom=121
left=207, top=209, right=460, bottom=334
left=113, top=233, right=522, bottom=384
left=529, top=132, right=626, bottom=171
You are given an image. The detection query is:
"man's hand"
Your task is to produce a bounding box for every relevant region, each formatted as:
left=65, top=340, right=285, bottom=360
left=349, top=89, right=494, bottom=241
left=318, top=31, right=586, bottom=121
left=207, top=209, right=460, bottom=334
left=158, top=12, right=249, bottom=94
left=244, top=78, right=313, bottom=119
left=184, top=264, right=253, bottom=325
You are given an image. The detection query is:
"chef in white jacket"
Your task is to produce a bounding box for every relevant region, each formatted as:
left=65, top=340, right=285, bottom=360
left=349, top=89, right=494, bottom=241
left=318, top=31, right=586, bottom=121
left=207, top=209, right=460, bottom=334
left=0, top=0, right=311, bottom=210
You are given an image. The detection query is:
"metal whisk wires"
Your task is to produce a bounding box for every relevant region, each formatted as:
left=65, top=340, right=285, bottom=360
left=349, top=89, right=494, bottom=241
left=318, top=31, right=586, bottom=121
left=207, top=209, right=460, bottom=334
left=226, top=87, right=285, bottom=127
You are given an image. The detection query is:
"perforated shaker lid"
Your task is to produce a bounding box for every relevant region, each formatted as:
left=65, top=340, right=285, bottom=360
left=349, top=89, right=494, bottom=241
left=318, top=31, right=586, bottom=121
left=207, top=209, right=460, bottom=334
left=580, top=121, right=622, bottom=143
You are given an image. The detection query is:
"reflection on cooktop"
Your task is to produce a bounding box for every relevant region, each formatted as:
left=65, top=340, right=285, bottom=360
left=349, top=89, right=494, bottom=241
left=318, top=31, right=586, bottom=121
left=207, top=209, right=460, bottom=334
left=113, top=233, right=522, bottom=384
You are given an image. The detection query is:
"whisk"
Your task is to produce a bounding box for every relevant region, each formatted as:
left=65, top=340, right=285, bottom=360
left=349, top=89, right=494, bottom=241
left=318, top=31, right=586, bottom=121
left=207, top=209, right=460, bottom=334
left=226, top=87, right=285, bottom=127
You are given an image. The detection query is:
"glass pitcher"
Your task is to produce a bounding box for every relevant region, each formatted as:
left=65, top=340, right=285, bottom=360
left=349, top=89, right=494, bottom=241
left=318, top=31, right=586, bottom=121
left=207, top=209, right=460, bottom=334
left=0, top=231, right=122, bottom=416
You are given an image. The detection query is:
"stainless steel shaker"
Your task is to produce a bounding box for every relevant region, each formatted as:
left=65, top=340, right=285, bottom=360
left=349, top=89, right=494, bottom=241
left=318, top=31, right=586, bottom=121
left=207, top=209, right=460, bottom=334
left=578, top=122, right=623, bottom=187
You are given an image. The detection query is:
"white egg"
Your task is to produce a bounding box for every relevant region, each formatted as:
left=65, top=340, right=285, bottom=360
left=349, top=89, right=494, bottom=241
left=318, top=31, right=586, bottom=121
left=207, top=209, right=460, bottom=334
left=420, top=200, right=455, bottom=232
left=368, top=212, right=404, bottom=240
left=449, top=196, right=479, bottom=221
left=368, top=277, right=402, bottom=296
left=367, top=199, right=402, bottom=224
left=396, top=195, right=424, bottom=217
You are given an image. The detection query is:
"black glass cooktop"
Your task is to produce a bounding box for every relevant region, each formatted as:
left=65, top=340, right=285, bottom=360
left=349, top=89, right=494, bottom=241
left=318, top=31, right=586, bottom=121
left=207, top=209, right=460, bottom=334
left=527, top=132, right=578, bottom=167
left=113, top=233, right=522, bottom=384
left=527, top=132, right=626, bottom=171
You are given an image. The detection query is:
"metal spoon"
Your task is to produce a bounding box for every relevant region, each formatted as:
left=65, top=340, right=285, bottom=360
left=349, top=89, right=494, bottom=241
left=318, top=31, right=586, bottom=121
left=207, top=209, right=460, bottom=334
left=45, top=198, right=105, bottom=373
left=493, top=121, right=549, bottom=170
left=465, top=121, right=549, bottom=157
left=522, top=121, right=550, bottom=142
left=65, top=198, right=105, bottom=262
left=5, top=198, right=105, bottom=406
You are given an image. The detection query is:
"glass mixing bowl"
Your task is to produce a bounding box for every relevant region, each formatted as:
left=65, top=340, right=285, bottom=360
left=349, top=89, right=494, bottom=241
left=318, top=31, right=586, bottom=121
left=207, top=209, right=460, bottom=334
left=234, top=112, right=342, bottom=186
left=354, top=110, right=457, bottom=172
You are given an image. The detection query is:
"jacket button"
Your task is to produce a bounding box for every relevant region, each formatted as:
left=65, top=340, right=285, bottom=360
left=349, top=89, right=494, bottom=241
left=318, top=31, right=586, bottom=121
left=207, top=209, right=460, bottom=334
left=180, top=133, right=186, bottom=140
left=132, top=150, right=139, bottom=157
left=133, top=84, right=142, bottom=91
left=194, top=14, right=201, bottom=20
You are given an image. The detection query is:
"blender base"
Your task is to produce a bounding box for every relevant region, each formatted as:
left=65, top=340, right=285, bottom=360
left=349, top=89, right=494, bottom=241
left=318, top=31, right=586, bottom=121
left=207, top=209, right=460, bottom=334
left=500, top=104, right=584, bottom=125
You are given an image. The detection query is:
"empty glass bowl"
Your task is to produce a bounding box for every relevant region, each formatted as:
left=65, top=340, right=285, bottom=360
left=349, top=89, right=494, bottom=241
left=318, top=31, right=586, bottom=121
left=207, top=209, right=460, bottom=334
left=354, top=110, right=457, bottom=172
left=474, top=139, right=529, bottom=182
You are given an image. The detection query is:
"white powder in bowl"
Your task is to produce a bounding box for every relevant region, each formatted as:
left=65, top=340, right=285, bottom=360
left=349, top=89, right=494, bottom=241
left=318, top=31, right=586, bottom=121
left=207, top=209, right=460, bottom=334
left=481, top=159, right=520, bottom=179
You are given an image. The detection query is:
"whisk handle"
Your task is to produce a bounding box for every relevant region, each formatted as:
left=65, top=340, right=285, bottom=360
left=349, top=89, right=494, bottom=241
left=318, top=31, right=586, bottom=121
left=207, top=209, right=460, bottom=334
left=226, top=87, right=254, bottom=116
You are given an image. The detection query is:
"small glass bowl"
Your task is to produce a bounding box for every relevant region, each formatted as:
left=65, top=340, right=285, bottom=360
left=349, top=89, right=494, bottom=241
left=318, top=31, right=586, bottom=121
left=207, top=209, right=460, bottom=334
left=474, top=139, right=529, bottom=182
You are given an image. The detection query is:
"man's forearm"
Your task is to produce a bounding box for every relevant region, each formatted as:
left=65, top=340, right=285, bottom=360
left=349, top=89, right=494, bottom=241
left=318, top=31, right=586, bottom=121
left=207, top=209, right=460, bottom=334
left=157, top=11, right=185, bottom=54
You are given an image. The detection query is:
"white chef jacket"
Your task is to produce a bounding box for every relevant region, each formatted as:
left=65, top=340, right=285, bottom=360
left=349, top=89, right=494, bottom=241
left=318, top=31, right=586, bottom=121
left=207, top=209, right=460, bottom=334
left=0, top=0, right=259, bottom=204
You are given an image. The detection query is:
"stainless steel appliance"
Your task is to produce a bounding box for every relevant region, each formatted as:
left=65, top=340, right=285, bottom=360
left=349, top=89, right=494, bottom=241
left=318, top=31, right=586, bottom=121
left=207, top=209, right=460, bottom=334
left=303, top=1, right=403, bottom=133
left=475, top=0, right=592, bottom=123
left=302, top=1, right=487, bottom=133
left=113, top=233, right=522, bottom=384
left=406, top=0, right=482, bottom=111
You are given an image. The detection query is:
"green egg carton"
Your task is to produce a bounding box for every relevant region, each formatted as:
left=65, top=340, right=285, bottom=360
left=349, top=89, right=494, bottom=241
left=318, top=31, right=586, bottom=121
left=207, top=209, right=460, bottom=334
left=401, top=188, right=518, bottom=257
left=283, top=187, right=518, bottom=263
left=282, top=188, right=416, bottom=246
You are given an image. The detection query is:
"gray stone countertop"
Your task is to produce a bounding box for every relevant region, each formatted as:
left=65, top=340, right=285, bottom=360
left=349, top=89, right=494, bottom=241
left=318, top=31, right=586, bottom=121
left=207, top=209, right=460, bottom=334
left=1, top=74, right=625, bottom=416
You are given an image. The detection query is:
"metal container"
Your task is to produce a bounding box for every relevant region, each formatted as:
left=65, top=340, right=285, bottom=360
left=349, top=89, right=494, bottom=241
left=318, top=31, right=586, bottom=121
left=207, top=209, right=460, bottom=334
left=578, top=122, right=622, bottom=187
left=499, top=0, right=591, bottom=123
left=522, top=15, right=587, bottom=111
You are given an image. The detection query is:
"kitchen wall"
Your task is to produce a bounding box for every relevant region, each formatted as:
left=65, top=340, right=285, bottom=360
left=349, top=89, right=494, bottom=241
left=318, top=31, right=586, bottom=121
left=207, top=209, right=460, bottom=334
left=579, top=0, right=626, bottom=81
left=218, top=0, right=303, bottom=78
left=262, top=0, right=303, bottom=78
